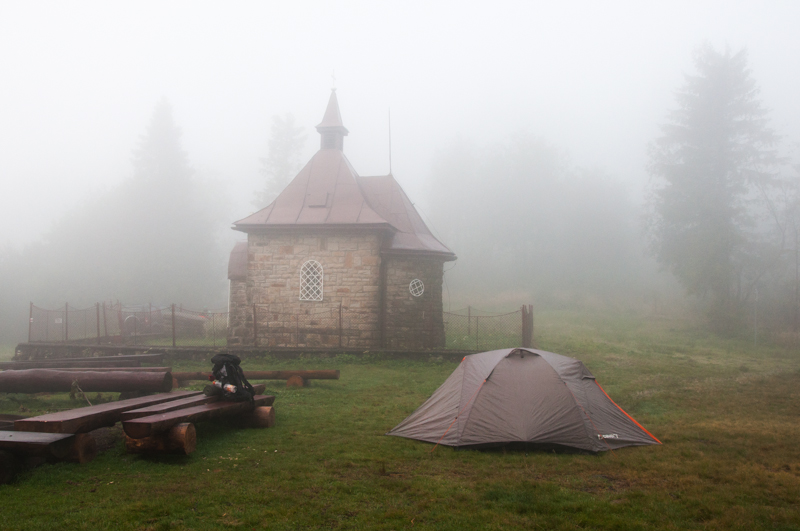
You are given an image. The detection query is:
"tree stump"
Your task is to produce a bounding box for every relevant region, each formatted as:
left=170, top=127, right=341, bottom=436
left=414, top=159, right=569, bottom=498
left=125, top=423, right=196, bottom=455
left=49, top=433, right=98, bottom=464
left=240, top=406, right=275, bottom=428
left=286, top=375, right=306, bottom=388
left=67, top=433, right=98, bottom=464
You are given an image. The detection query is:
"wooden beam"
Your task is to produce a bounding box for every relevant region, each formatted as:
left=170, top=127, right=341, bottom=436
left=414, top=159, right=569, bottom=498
left=121, top=394, right=218, bottom=421
left=0, top=431, right=96, bottom=463
left=0, top=370, right=173, bottom=394
left=14, top=390, right=202, bottom=434
left=171, top=370, right=339, bottom=381
left=123, top=395, right=273, bottom=439
left=1, top=353, right=165, bottom=370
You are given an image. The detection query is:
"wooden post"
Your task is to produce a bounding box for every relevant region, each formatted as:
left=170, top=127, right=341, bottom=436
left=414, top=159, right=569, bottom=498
left=171, top=304, right=176, bottom=347
left=102, top=302, right=108, bottom=339
left=528, top=304, right=534, bottom=347
left=475, top=315, right=480, bottom=351
left=148, top=303, right=152, bottom=335
left=467, top=306, right=471, bottom=336
left=28, top=302, right=33, bottom=343
left=64, top=303, right=69, bottom=342
left=252, top=304, right=258, bottom=347
left=338, top=302, right=343, bottom=348
left=96, top=303, right=101, bottom=344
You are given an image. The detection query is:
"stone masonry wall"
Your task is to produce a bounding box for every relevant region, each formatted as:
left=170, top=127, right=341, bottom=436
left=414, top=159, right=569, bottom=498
left=226, top=279, right=250, bottom=346
left=383, top=255, right=446, bottom=349
left=229, top=231, right=383, bottom=348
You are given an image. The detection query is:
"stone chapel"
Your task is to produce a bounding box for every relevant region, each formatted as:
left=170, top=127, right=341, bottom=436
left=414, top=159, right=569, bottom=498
left=227, top=90, right=456, bottom=349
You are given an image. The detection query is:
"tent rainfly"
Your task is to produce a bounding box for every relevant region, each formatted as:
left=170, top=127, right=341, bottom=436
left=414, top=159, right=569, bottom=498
left=387, top=348, right=660, bottom=452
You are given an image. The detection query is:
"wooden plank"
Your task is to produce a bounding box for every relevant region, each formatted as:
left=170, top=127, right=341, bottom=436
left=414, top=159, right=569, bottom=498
left=123, top=395, right=274, bottom=439
left=120, top=384, right=267, bottom=421
left=0, top=431, right=96, bottom=463
left=14, top=390, right=202, bottom=434
left=0, top=430, right=74, bottom=452
left=121, top=394, right=218, bottom=421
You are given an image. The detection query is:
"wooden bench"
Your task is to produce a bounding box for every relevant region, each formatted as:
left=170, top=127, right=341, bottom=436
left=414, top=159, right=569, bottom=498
left=0, top=431, right=96, bottom=463
left=14, top=390, right=202, bottom=434
left=123, top=393, right=275, bottom=455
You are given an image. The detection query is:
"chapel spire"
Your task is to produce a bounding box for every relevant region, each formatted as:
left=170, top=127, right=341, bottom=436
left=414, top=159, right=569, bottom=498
left=316, top=89, right=349, bottom=151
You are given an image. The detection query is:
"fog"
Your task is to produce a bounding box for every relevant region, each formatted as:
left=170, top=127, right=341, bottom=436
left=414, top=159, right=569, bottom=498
left=2, top=1, right=800, bottom=341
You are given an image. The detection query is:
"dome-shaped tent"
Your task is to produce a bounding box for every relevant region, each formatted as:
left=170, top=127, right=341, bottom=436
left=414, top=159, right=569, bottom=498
left=387, top=348, right=660, bottom=452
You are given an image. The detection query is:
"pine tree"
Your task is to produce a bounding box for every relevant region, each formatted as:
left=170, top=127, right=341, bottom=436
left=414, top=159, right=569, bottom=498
left=253, top=113, right=306, bottom=208
left=647, top=45, right=780, bottom=329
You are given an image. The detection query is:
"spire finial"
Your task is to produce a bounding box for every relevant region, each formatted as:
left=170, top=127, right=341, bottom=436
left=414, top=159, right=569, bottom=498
left=331, top=70, right=336, bottom=91
left=316, top=89, right=348, bottom=150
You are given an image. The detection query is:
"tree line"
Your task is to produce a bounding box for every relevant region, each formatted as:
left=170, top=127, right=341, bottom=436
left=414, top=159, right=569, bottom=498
left=1, top=44, right=797, bottom=344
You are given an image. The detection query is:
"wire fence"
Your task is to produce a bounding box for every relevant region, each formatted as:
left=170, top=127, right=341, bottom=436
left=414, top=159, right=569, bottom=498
left=28, top=302, right=228, bottom=348
left=28, top=302, right=533, bottom=350
left=443, top=305, right=533, bottom=351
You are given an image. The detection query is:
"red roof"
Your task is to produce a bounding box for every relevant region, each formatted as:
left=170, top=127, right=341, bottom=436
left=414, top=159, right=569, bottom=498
left=233, top=149, right=390, bottom=228
left=227, top=241, right=247, bottom=280
left=233, top=91, right=455, bottom=260
left=357, top=175, right=455, bottom=258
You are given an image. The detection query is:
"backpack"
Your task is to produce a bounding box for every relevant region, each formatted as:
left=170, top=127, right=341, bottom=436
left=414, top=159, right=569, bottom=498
left=210, top=353, right=255, bottom=403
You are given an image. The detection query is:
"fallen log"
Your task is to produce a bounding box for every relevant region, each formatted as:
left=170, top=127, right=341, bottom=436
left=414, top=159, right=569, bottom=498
left=123, top=395, right=273, bottom=439
left=172, top=370, right=340, bottom=382
left=2, top=353, right=165, bottom=370
left=239, top=406, right=275, bottom=428
left=125, top=423, right=196, bottom=455
left=14, top=390, right=202, bottom=434
left=2, top=367, right=172, bottom=373
left=0, top=369, right=173, bottom=394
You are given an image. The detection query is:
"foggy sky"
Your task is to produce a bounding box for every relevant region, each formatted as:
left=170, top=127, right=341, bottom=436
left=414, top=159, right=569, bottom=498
left=2, top=0, right=800, bottom=247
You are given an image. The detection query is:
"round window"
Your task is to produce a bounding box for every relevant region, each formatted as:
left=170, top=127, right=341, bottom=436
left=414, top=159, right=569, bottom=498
left=409, top=279, right=425, bottom=297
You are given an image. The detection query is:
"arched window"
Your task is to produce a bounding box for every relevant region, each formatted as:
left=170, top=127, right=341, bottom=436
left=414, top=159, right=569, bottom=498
left=300, top=260, right=323, bottom=301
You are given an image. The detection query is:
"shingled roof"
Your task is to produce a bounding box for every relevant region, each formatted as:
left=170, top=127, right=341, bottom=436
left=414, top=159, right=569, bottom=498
left=233, top=91, right=455, bottom=260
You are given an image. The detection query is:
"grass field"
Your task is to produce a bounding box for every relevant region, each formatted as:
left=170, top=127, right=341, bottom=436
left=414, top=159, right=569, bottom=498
left=1, top=310, right=799, bottom=530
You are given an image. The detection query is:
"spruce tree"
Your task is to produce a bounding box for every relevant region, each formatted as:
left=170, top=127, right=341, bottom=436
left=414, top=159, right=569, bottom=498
left=647, top=45, right=780, bottom=329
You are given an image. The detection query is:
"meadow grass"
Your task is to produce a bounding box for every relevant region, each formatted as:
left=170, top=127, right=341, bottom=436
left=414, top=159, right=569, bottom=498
left=1, top=310, right=799, bottom=530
